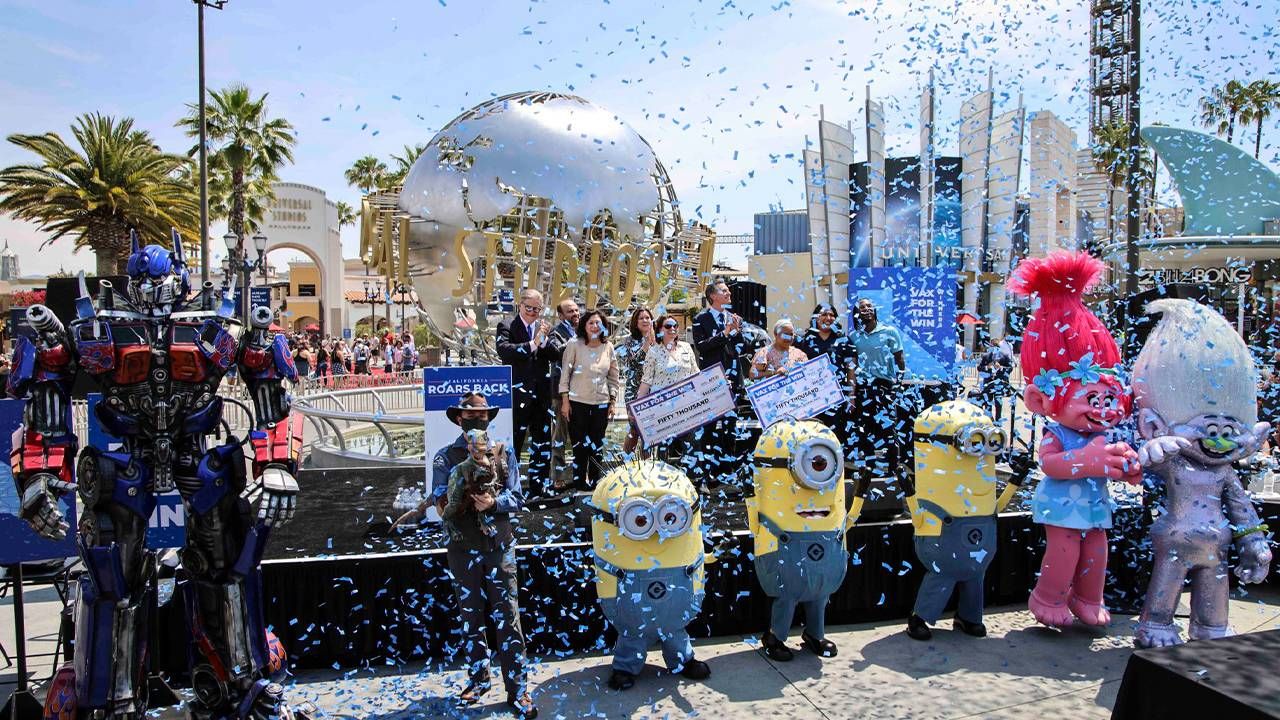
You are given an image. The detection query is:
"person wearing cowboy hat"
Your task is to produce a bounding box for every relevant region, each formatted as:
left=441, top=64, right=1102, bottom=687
left=394, top=391, right=536, bottom=717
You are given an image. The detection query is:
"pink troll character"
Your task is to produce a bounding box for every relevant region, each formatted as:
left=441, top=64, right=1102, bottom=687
left=1008, top=251, right=1142, bottom=627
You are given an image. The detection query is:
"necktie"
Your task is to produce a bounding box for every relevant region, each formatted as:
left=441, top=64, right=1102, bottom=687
left=715, top=312, right=724, bottom=330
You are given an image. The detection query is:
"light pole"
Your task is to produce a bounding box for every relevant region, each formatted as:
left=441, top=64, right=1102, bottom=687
left=224, top=230, right=268, bottom=326
left=361, top=279, right=382, bottom=336
left=195, top=0, right=228, bottom=284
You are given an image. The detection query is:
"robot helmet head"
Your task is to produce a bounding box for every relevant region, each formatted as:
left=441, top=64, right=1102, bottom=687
left=125, top=229, right=190, bottom=310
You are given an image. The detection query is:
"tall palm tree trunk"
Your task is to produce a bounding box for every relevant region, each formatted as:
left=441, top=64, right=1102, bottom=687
left=1227, top=114, right=1236, bottom=144
left=1256, top=118, right=1264, bottom=159
left=230, top=167, right=246, bottom=242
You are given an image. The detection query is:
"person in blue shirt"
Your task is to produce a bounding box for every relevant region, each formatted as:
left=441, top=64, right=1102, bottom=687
left=849, top=298, right=907, bottom=489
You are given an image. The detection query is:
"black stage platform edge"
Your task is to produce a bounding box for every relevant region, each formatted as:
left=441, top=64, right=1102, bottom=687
left=148, top=500, right=1280, bottom=675
left=1111, top=628, right=1280, bottom=720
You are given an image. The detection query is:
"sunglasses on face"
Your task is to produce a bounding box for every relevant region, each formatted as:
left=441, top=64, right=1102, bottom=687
left=662, top=322, right=678, bottom=329
left=522, top=304, right=543, bottom=313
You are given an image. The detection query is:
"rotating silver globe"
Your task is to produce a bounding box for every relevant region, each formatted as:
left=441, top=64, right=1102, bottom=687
left=381, top=91, right=711, bottom=357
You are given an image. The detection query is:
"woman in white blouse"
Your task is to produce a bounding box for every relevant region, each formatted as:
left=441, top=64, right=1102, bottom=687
left=559, top=309, right=622, bottom=491
left=636, top=315, right=701, bottom=469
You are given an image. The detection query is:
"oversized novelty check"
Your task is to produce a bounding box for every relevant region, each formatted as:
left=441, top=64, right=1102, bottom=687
left=746, top=353, right=846, bottom=428
left=628, top=365, right=736, bottom=448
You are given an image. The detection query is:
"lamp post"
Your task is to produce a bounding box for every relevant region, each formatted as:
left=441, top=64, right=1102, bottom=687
left=194, top=0, right=228, bottom=284
left=361, top=279, right=382, bottom=336
left=224, top=230, right=268, bottom=326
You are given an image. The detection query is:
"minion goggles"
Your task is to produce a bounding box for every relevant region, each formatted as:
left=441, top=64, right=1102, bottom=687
left=593, top=495, right=700, bottom=540
left=752, top=436, right=845, bottom=491
left=916, top=424, right=1007, bottom=456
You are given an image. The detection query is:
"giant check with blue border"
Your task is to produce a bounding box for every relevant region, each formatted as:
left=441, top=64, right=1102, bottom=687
left=628, top=365, right=735, bottom=449
left=745, top=353, right=845, bottom=428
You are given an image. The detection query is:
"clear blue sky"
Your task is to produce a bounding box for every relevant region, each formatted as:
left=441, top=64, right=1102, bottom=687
left=1, top=0, right=1276, bottom=276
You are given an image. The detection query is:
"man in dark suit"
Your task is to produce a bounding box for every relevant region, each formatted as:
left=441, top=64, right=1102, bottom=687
left=496, top=288, right=559, bottom=499
left=690, top=280, right=747, bottom=489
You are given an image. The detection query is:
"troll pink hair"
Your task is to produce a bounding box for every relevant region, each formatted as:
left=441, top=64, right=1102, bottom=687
left=1009, top=252, right=1123, bottom=408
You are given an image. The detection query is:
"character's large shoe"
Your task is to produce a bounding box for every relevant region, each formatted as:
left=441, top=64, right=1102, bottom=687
left=1067, top=594, right=1111, bottom=626
left=952, top=615, right=987, bottom=638
left=906, top=614, right=933, bottom=641
left=1028, top=588, right=1074, bottom=627
left=761, top=630, right=794, bottom=661
left=1188, top=622, right=1232, bottom=641
left=1134, top=620, right=1183, bottom=648
left=678, top=659, right=711, bottom=680
left=607, top=670, right=636, bottom=691
left=801, top=632, right=838, bottom=657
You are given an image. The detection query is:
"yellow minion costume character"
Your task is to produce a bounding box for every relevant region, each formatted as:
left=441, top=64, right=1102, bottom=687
left=588, top=461, right=713, bottom=690
left=905, top=400, right=1024, bottom=640
left=749, top=419, right=867, bottom=662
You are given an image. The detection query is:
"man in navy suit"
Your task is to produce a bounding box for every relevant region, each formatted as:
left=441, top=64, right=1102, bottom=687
left=690, top=280, right=748, bottom=489
left=496, top=288, right=559, bottom=499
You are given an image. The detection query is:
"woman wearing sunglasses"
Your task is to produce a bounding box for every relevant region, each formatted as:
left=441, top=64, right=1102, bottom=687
left=636, top=315, right=701, bottom=473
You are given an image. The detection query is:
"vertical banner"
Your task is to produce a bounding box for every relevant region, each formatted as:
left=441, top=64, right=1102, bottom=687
left=985, top=105, right=1026, bottom=340
left=0, top=398, right=78, bottom=563
left=820, top=119, right=855, bottom=315
left=920, top=71, right=936, bottom=267
left=87, top=394, right=186, bottom=548
left=959, top=87, right=994, bottom=347
left=848, top=268, right=957, bottom=382
left=804, top=147, right=831, bottom=307
left=865, top=93, right=887, bottom=269
left=422, top=366, right=514, bottom=520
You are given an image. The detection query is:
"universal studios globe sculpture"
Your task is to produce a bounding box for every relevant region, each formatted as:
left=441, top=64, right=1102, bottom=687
left=361, top=91, right=714, bottom=358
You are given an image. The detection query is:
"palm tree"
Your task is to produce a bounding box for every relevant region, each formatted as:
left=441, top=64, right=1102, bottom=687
left=1092, top=119, right=1155, bottom=246
left=1241, top=79, right=1280, bottom=160
left=335, top=200, right=356, bottom=231
left=178, top=84, right=296, bottom=243
left=385, top=143, right=427, bottom=187
left=1199, top=80, right=1250, bottom=144
left=0, top=113, right=199, bottom=275
left=345, top=155, right=387, bottom=194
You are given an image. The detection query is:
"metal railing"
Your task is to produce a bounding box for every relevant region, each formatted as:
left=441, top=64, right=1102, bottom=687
left=291, top=377, right=427, bottom=465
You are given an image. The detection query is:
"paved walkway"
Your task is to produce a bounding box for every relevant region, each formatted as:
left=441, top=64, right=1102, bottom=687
left=4, top=579, right=1279, bottom=719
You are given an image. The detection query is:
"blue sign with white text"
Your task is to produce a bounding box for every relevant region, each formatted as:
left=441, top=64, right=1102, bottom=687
left=0, top=398, right=78, bottom=563
left=847, top=267, right=957, bottom=382
left=423, top=365, right=514, bottom=412
left=87, top=394, right=186, bottom=549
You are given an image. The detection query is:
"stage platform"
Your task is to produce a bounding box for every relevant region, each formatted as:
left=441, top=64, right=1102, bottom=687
left=14, top=587, right=1277, bottom=720
left=13, top=463, right=1280, bottom=683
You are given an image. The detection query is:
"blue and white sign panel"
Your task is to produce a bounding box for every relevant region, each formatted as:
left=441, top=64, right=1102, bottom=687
left=746, top=354, right=846, bottom=428
left=847, top=267, right=957, bottom=382
left=0, top=398, right=78, bottom=563
left=628, top=365, right=736, bottom=449
left=87, top=394, right=186, bottom=549
left=422, top=366, right=514, bottom=519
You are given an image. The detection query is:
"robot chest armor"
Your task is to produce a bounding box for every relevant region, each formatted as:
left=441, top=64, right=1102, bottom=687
left=97, top=321, right=226, bottom=428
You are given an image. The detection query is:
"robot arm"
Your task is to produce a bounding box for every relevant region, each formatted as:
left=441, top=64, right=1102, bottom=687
left=237, top=307, right=300, bottom=527
left=8, top=304, right=77, bottom=540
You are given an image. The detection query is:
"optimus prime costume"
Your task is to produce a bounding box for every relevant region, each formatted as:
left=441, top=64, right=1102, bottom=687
left=9, top=230, right=307, bottom=719
left=1131, top=299, right=1273, bottom=647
